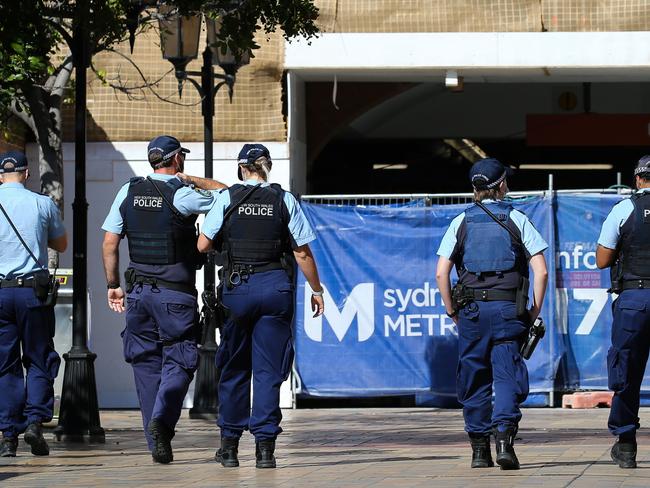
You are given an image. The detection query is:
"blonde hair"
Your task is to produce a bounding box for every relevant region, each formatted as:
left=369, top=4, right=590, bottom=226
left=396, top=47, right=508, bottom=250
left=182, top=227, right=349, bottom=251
left=240, top=156, right=271, bottom=181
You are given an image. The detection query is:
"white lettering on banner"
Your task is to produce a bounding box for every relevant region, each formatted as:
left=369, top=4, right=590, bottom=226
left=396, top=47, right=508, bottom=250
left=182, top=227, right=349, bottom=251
left=383, top=314, right=458, bottom=337
left=383, top=282, right=442, bottom=312
left=572, top=288, right=610, bottom=335
left=238, top=203, right=273, bottom=216
left=556, top=244, right=598, bottom=270
left=304, top=283, right=375, bottom=342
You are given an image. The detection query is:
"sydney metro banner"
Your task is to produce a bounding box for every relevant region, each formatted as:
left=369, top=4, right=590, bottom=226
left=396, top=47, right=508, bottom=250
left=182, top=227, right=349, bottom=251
left=295, top=196, right=560, bottom=400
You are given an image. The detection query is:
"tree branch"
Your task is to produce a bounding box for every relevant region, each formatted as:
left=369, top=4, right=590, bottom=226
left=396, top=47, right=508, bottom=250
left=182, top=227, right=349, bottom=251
left=51, top=55, right=74, bottom=97
left=91, top=48, right=202, bottom=107
left=9, top=98, right=36, bottom=134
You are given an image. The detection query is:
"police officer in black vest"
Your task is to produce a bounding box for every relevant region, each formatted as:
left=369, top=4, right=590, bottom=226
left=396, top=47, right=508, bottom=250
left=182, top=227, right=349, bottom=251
left=195, top=144, right=324, bottom=469
left=101, top=135, right=226, bottom=464
left=597, top=156, right=650, bottom=469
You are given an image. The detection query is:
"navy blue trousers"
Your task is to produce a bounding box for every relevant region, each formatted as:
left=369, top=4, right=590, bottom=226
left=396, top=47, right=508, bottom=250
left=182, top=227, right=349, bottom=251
left=456, top=300, right=529, bottom=435
left=608, top=289, right=650, bottom=438
left=123, top=285, right=198, bottom=449
left=0, top=288, right=60, bottom=439
left=217, top=270, right=295, bottom=441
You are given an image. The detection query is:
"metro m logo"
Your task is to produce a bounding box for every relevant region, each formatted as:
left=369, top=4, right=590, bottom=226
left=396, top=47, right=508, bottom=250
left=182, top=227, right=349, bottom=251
left=304, top=283, right=375, bottom=342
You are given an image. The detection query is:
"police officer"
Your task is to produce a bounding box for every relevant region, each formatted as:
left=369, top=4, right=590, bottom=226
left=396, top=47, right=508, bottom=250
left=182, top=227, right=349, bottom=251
left=436, top=158, right=548, bottom=470
left=0, top=151, right=67, bottom=457
left=195, top=143, right=324, bottom=469
left=597, top=156, right=650, bottom=469
left=101, top=135, right=225, bottom=464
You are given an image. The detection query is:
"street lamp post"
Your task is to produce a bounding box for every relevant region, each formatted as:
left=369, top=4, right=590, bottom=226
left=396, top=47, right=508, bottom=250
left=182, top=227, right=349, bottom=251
left=54, top=0, right=105, bottom=443
left=159, top=11, right=249, bottom=419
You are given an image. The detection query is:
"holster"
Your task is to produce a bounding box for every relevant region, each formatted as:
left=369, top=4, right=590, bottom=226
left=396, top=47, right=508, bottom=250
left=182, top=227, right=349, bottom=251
left=451, top=283, right=473, bottom=311
left=515, top=276, right=529, bottom=320
left=33, top=270, right=59, bottom=306
left=124, top=267, right=136, bottom=293
left=520, top=317, right=545, bottom=360
left=608, top=260, right=623, bottom=294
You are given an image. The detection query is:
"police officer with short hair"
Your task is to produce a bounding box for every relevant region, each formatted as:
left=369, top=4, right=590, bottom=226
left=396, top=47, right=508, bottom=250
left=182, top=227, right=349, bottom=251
left=195, top=143, right=324, bottom=469
left=0, top=151, right=67, bottom=457
left=436, top=158, right=548, bottom=470
left=101, top=135, right=225, bottom=464
left=596, top=156, right=650, bottom=469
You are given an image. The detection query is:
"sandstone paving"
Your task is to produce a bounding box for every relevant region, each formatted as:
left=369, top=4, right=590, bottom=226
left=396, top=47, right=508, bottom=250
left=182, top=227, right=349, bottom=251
left=1, top=408, right=650, bottom=487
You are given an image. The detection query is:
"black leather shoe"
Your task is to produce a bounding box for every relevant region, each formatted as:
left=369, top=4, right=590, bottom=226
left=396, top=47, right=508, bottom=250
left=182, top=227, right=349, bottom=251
left=0, top=437, right=18, bottom=457
left=215, top=437, right=240, bottom=467
left=611, top=441, right=637, bottom=469
left=494, top=427, right=519, bottom=470
left=469, top=433, right=494, bottom=468
left=148, top=419, right=174, bottom=464
left=24, top=423, right=49, bottom=456
left=255, top=440, right=276, bottom=469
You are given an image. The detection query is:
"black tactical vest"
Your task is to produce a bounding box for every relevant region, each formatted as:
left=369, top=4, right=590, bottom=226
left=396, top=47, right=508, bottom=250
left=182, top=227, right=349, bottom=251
left=455, top=202, right=529, bottom=290
left=218, top=183, right=292, bottom=266
left=618, top=191, right=650, bottom=281
left=120, top=177, right=200, bottom=283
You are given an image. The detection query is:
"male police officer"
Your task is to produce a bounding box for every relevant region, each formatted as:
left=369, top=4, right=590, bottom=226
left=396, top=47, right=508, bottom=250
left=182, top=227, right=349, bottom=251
left=0, top=151, right=67, bottom=457
left=436, top=158, right=548, bottom=470
left=194, top=143, right=324, bottom=469
left=101, top=135, right=225, bottom=464
left=597, top=156, right=650, bottom=469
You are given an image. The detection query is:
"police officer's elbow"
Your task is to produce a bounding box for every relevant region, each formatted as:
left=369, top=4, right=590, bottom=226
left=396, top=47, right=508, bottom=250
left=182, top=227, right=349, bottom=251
left=197, top=235, right=212, bottom=253
left=48, top=234, right=67, bottom=253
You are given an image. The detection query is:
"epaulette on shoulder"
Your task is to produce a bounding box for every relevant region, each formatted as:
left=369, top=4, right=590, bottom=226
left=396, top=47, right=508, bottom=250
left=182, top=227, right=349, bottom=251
left=129, top=176, right=144, bottom=184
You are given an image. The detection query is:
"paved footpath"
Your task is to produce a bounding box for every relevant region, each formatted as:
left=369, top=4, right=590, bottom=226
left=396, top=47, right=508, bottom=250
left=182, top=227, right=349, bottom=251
left=2, top=407, right=650, bottom=487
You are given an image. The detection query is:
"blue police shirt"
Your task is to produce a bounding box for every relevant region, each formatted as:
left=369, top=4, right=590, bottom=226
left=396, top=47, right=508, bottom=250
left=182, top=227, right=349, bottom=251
left=202, top=180, right=316, bottom=247
left=102, top=174, right=217, bottom=234
left=437, top=200, right=548, bottom=260
left=597, top=188, right=650, bottom=250
left=0, top=182, right=66, bottom=279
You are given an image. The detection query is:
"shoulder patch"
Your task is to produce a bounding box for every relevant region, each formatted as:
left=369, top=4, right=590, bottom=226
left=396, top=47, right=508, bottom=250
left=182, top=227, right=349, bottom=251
left=194, top=187, right=213, bottom=197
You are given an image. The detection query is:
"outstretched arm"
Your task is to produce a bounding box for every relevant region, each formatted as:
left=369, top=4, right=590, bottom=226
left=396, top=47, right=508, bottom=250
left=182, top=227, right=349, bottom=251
left=176, top=173, right=227, bottom=190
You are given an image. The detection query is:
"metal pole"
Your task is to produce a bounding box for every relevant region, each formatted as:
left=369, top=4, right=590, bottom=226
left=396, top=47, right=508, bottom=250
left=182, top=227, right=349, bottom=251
left=190, top=46, right=220, bottom=419
left=617, top=171, right=622, bottom=194
left=55, top=0, right=105, bottom=442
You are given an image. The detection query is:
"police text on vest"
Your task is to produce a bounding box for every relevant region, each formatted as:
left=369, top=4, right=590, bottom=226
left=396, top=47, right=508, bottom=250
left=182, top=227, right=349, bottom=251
left=238, top=203, right=274, bottom=216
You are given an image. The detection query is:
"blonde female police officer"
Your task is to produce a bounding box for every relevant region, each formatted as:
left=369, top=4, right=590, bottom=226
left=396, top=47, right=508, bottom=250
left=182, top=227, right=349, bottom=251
left=195, top=144, right=324, bottom=469
left=102, top=135, right=226, bottom=464
left=436, top=158, right=548, bottom=470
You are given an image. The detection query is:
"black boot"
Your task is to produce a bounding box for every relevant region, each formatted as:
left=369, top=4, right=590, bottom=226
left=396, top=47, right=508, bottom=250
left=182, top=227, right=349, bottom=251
left=0, top=437, right=18, bottom=457
left=24, top=423, right=49, bottom=456
left=469, top=433, right=494, bottom=468
left=215, top=437, right=240, bottom=467
left=255, top=440, right=276, bottom=469
left=494, top=426, right=519, bottom=470
left=148, top=419, right=174, bottom=464
left=611, top=440, right=637, bottom=469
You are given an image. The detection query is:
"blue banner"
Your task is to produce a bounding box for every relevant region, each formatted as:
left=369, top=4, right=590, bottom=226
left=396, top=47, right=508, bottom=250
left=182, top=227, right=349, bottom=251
left=295, top=197, right=558, bottom=402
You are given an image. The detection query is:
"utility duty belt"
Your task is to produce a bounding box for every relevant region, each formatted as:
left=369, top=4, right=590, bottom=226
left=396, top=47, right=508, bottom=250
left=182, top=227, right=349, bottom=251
left=227, top=262, right=285, bottom=287
left=618, top=279, right=650, bottom=291
left=124, top=268, right=196, bottom=296
left=0, top=277, right=36, bottom=288
left=466, top=288, right=517, bottom=302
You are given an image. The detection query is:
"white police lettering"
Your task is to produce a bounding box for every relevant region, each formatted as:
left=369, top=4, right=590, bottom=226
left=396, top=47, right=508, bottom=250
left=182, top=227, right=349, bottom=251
left=238, top=203, right=274, bottom=217
left=644, top=208, right=650, bottom=219
left=134, top=195, right=163, bottom=209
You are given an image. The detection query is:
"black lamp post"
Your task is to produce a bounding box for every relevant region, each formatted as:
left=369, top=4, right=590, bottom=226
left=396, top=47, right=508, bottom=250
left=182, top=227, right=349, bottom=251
left=159, top=10, right=249, bottom=419
left=55, top=0, right=106, bottom=443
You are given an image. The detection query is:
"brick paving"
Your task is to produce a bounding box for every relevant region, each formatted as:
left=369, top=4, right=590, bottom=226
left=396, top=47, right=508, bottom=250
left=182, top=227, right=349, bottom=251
left=2, top=407, right=650, bottom=487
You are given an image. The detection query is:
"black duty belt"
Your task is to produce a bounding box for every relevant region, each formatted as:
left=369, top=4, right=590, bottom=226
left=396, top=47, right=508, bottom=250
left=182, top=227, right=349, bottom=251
left=620, top=279, right=650, bottom=291
left=228, top=262, right=285, bottom=287
left=0, top=278, right=36, bottom=289
left=132, top=274, right=196, bottom=296
left=467, top=288, right=517, bottom=302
